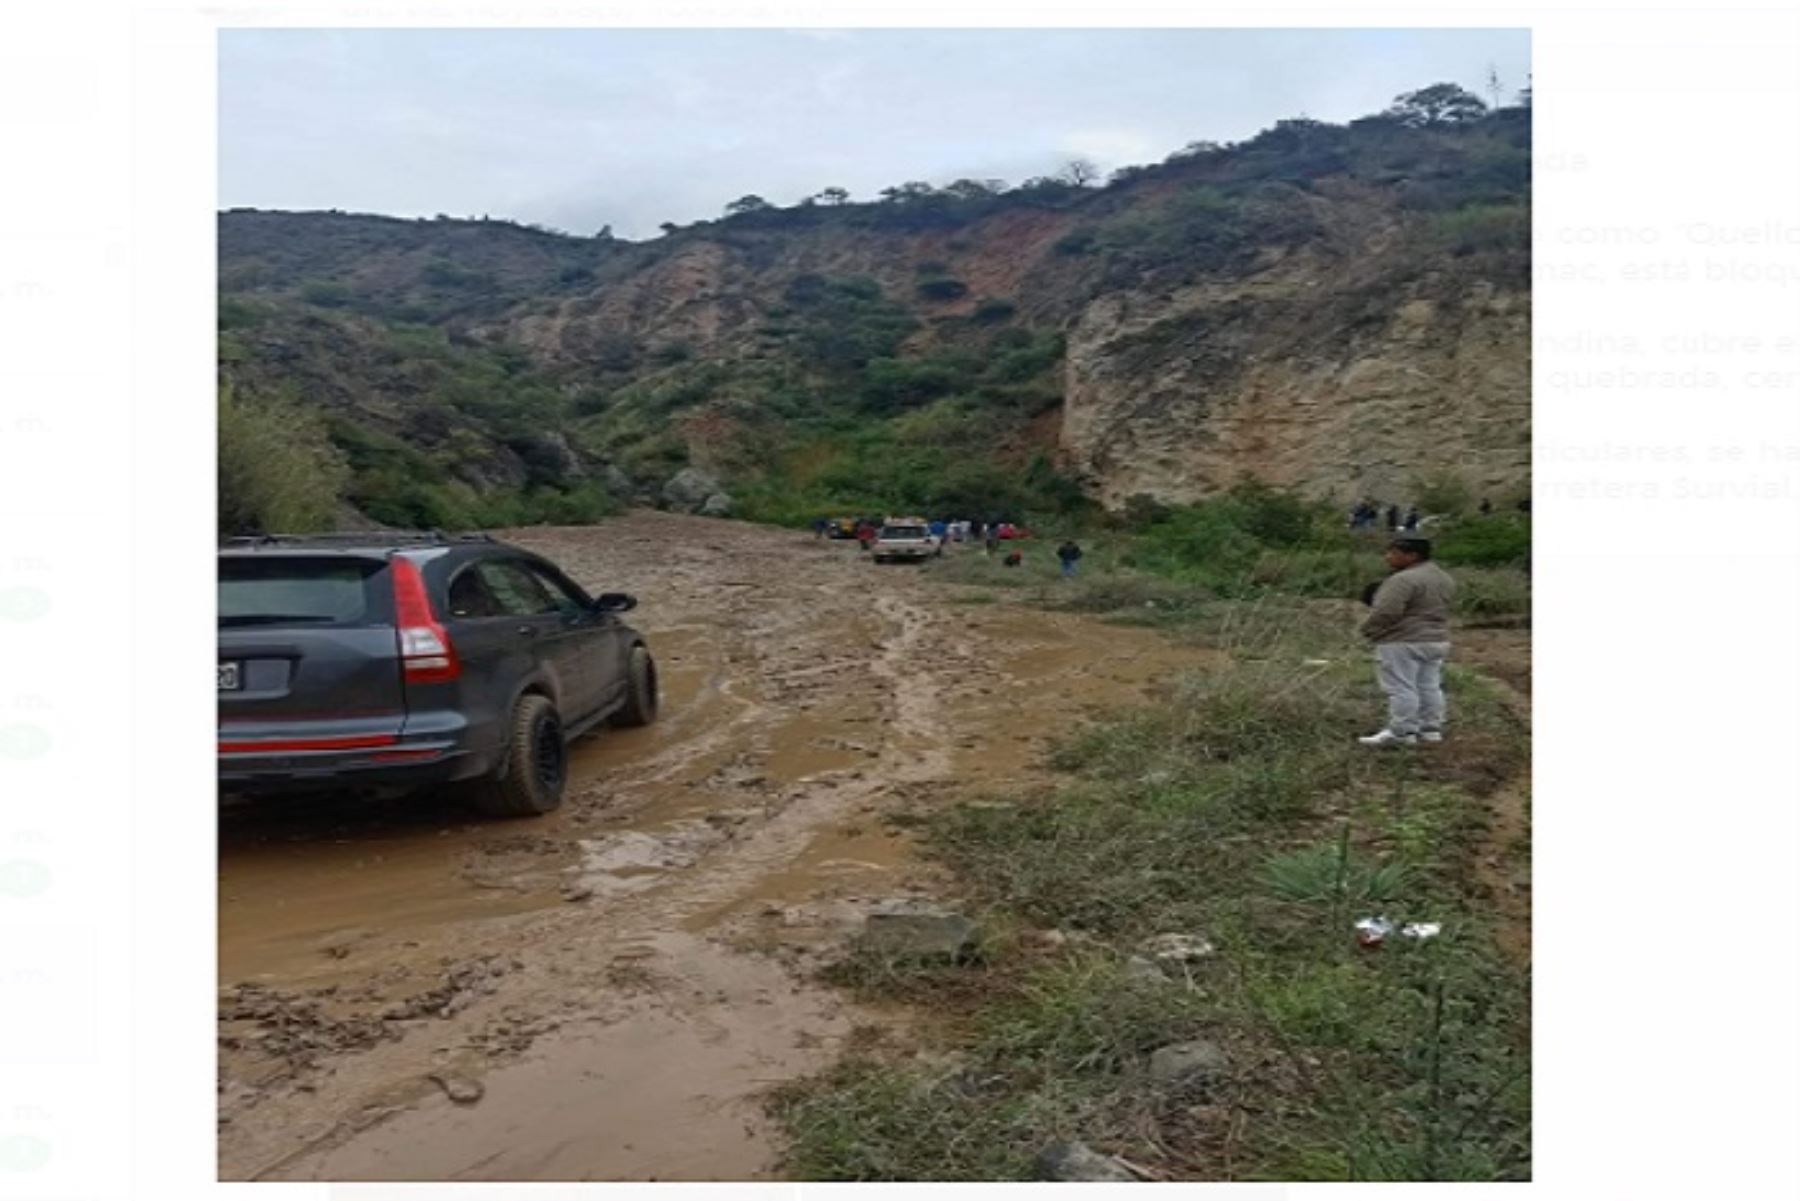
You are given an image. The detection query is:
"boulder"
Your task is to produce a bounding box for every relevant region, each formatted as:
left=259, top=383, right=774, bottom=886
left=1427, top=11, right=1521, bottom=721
left=699, top=491, right=734, bottom=517
left=861, top=906, right=980, bottom=961
left=1141, top=932, right=1215, bottom=963
left=1147, top=1038, right=1229, bottom=1084
left=518, top=430, right=588, bottom=480
left=1121, top=955, right=1170, bottom=986
left=600, top=463, right=635, bottom=498
left=661, top=467, right=725, bottom=513
left=428, top=1072, right=485, bottom=1104
left=1035, top=1140, right=1137, bottom=1182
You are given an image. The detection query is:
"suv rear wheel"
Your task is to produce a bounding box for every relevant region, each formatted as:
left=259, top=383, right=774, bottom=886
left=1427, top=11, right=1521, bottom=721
left=611, top=644, right=658, bottom=728
left=467, top=694, right=566, bottom=817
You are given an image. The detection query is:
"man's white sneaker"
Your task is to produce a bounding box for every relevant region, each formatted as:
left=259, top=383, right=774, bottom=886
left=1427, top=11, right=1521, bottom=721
left=1358, top=729, right=1417, bottom=747
left=1419, top=730, right=1444, bottom=743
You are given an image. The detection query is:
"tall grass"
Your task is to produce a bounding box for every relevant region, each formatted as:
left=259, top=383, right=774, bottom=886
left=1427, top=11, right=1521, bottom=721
left=775, top=648, right=1531, bottom=1181
left=217, top=381, right=348, bottom=535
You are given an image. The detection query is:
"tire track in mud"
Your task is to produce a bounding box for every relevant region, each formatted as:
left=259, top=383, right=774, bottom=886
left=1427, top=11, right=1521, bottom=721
left=219, top=513, right=1214, bottom=1181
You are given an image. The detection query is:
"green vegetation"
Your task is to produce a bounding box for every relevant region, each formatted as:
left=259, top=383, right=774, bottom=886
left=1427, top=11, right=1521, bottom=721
left=917, top=482, right=1529, bottom=623
left=775, top=475, right=1530, bottom=1179
left=1432, top=203, right=1529, bottom=255
left=731, top=424, right=1092, bottom=528
left=299, top=281, right=351, bottom=308
left=217, top=381, right=348, bottom=535
left=1112, top=483, right=1366, bottom=600
left=916, top=277, right=971, bottom=301
left=971, top=298, right=1017, bottom=323
left=328, top=418, right=620, bottom=529
left=1435, top=514, right=1531, bottom=569
left=217, top=84, right=1529, bottom=532
left=220, top=306, right=624, bottom=532
left=775, top=630, right=1529, bottom=1181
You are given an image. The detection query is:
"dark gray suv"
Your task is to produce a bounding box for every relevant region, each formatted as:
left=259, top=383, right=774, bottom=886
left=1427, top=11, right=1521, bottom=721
left=218, top=532, right=657, bottom=817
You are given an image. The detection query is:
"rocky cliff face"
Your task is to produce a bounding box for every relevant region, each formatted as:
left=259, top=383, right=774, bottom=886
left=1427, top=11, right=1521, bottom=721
left=1061, top=194, right=1529, bottom=506
left=219, top=107, right=1530, bottom=521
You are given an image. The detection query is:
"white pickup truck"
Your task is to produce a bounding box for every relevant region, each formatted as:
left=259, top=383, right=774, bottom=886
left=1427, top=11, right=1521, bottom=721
left=871, top=520, right=941, bottom=563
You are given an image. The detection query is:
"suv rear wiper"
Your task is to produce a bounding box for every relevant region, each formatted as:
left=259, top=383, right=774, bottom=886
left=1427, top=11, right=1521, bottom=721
left=219, top=613, right=341, bottom=627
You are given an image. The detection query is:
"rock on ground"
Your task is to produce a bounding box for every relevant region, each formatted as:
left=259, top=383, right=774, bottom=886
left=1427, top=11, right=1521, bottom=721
left=861, top=906, right=980, bottom=960
left=428, top=1072, right=484, bottom=1105
left=1121, top=955, right=1170, bottom=985
left=1035, top=1140, right=1137, bottom=1182
left=1147, top=1038, right=1229, bottom=1084
left=661, top=467, right=731, bottom=515
left=1141, top=932, right=1215, bottom=963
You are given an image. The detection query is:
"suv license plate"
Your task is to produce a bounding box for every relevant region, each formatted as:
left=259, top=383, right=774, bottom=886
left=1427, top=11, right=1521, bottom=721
left=218, top=662, right=242, bottom=691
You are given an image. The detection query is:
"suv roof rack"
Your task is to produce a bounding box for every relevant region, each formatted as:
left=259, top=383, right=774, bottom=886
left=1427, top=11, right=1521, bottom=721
left=220, top=530, right=497, bottom=549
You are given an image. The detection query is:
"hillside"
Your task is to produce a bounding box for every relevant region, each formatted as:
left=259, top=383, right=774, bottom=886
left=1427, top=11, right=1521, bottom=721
left=217, top=89, right=1530, bottom=531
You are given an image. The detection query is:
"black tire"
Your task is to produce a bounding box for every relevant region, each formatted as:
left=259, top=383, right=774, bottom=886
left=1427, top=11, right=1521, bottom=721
left=611, top=643, right=658, bottom=728
left=467, top=694, right=566, bottom=818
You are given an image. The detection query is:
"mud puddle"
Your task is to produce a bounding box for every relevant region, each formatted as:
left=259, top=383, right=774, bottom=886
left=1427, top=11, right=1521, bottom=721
left=266, top=931, right=853, bottom=1182
left=219, top=627, right=721, bottom=986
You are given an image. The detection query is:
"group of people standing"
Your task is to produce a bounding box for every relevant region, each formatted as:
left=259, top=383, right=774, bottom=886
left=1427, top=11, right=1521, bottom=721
left=1349, top=500, right=1421, bottom=533
left=809, top=509, right=1464, bottom=750
left=810, top=513, right=1088, bottom=578
left=813, top=515, right=1031, bottom=549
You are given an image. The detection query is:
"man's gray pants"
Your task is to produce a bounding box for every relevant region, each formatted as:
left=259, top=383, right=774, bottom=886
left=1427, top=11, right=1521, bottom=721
left=1375, top=642, right=1451, bottom=736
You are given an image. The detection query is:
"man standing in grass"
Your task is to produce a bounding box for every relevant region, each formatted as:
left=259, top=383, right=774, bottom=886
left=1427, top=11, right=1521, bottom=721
left=1056, top=539, right=1083, bottom=578
left=1358, top=536, right=1455, bottom=747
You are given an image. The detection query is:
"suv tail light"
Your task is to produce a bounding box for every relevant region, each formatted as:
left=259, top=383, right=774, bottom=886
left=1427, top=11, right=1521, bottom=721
left=390, top=556, right=460, bottom=683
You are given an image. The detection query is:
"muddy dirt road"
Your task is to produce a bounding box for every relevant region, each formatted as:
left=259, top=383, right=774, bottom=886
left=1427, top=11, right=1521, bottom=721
left=217, top=512, right=1217, bottom=1181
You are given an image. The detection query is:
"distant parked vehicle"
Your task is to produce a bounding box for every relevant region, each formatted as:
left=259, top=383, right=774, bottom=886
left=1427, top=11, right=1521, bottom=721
left=871, top=519, right=942, bottom=564
left=218, top=531, right=657, bottom=817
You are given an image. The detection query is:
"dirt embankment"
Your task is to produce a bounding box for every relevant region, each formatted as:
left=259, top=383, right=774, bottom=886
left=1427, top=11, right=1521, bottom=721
left=218, top=512, right=1220, bottom=1181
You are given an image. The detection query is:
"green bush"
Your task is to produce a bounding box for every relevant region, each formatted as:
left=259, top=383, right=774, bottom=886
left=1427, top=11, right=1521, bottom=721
left=792, top=279, right=919, bottom=371
left=1412, top=469, right=1475, bottom=517
left=420, top=259, right=493, bottom=290
left=858, top=354, right=975, bottom=415
left=916, top=278, right=969, bottom=301
left=1115, top=492, right=1173, bottom=531
left=1248, top=547, right=1373, bottom=598
left=1436, top=515, right=1531, bottom=567
left=1451, top=566, right=1531, bottom=618
left=1130, top=482, right=1341, bottom=593
left=218, top=382, right=348, bottom=535
left=1228, top=479, right=1327, bottom=546
left=299, top=281, right=351, bottom=308
left=217, top=298, right=265, bottom=330
left=1093, top=187, right=1252, bottom=274
left=1431, top=203, right=1528, bottom=254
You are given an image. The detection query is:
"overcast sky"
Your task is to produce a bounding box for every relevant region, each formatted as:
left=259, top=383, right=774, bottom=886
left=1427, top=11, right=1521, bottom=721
left=219, top=28, right=1529, bottom=241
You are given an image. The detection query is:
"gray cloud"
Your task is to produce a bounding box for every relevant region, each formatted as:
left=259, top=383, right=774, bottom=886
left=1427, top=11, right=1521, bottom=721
left=220, top=28, right=1529, bottom=241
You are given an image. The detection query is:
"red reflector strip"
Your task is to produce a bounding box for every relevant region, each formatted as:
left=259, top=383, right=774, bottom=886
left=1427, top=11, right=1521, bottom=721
left=219, top=733, right=399, bottom=754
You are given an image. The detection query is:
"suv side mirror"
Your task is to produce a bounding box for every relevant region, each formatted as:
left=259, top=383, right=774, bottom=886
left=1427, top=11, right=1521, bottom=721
left=593, top=592, right=637, bottom=614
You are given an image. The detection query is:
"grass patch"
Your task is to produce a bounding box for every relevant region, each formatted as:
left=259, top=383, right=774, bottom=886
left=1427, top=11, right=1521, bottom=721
left=776, top=643, right=1530, bottom=1181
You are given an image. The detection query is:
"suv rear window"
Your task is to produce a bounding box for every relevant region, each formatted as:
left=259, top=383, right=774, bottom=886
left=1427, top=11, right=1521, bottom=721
left=882, top=526, right=928, bottom=538
left=219, top=557, right=387, bottom=627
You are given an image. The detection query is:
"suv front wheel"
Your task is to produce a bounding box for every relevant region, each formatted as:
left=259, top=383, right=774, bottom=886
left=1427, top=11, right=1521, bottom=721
left=466, top=694, right=566, bottom=817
